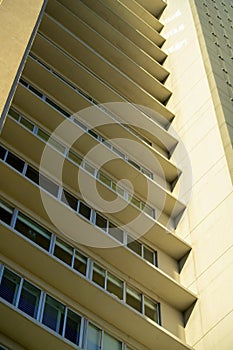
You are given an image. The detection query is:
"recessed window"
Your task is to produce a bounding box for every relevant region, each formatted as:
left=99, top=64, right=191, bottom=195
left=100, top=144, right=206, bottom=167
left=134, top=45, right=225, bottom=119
left=68, top=150, right=82, bottom=166
left=78, top=202, right=91, bottom=221
left=61, top=190, right=78, bottom=211
left=65, top=309, right=81, bottom=345
left=54, top=237, right=73, bottom=266
left=9, top=108, right=20, bottom=120
left=6, top=152, right=24, bottom=172
left=18, top=280, right=41, bottom=318
left=92, top=263, right=105, bottom=288
left=127, top=236, right=141, bottom=256
left=143, top=246, right=154, bottom=265
left=73, top=251, right=87, bottom=276
left=0, top=199, right=14, bottom=225
left=26, top=166, right=59, bottom=197
left=0, top=268, right=21, bottom=305
left=20, top=117, right=34, bottom=131
left=87, top=323, right=102, bottom=350
left=42, top=295, right=65, bottom=335
left=126, top=286, right=142, bottom=313
left=108, top=222, right=124, bottom=243
left=28, top=85, right=43, bottom=98
left=103, top=332, right=122, bottom=350
left=0, top=145, right=6, bottom=160
left=15, top=212, right=51, bottom=251
left=144, top=296, right=159, bottom=323
left=98, top=172, right=111, bottom=187
left=95, top=213, right=107, bottom=231
left=106, top=272, right=123, bottom=300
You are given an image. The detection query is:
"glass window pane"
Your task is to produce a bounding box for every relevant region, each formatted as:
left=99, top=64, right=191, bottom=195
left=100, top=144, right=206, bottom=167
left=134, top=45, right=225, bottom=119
left=83, top=162, right=95, bottom=175
left=6, top=152, right=24, bottom=172
left=0, top=268, right=21, bottom=305
left=25, top=165, right=39, bottom=184
left=15, top=212, right=51, bottom=251
left=103, top=332, right=122, bottom=350
left=42, top=295, right=65, bottom=335
left=128, top=159, right=140, bottom=170
left=127, top=237, right=141, bottom=256
left=112, top=147, right=125, bottom=159
left=65, top=309, right=81, bottom=345
left=144, top=296, right=158, bottom=322
left=20, top=117, right=34, bottom=131
left=130, top=196, right=141, bottom=209
left=92, top=263, right=105, bottom=288
left=68, top=150, right=82, bottom=166
left=108, top=222, right=124, bottom=243
left=78, top=202, right=91, bottom=221
left=107, top=272, right=123, bottom=300
left=126, top=286, right=141, bottom=313
left=87, top=323, right=102, bottom=350
left=18, top=280, right=41, bottom=318
left=29, top=85, right=43, bottom=98
left=0, top=145, right=6, bottom=160
left=143, top=246, right=154, bottom=265
left=39, top=173, right=59, bottom=197
left=98, top=172, right=111, bottom=187
left=88, top=129, right=98, bottom=139
left=48, top=137, right=65, bottom=154
left=0, top=199, right=14, bottom=225
left=112, top=182, right=124, bottom=197
left=53, top=238, right=73, bottom=266
left=95, top=213, right=107, bottom=232
left=61, top=190, right=78, bottom=211
left=143, top=204, right=154, bottom=218
left=37, top=128, right=49, bottom=142
left=9, top=108, right=20, bottom=120
left=73, top=251, right=87, bottom=276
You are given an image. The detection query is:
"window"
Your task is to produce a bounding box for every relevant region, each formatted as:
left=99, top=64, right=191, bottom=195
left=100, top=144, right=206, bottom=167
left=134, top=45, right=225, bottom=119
left=26, top=166, right=59, bottom=197
left=53, top=238, right=73, bottom=266
left=20, top=117, right=34, bottom=131
left=68, top=150, right=82, bottom=166
left=18, top=280, right=41, bottom=318
left=15, top=212, right=51, bottom=251
left=98, top=172, right=111, bottom=187
left=143, top=246, right=154, bottom=265
left=78, top=202, right=91, bottom=220
left=42, top=295, right=65, bottom=334
left=61, top=190, right=78, bottom=211
left=130, top=195, right=141, bottom=209
left=106, top=272, right=123, bottom=300
left=0, top=145, right=6, bottom=160
left=65, top=309, right=81, bottom=345
left=108, top=222, right=124, bottom=243
left=0, top=268, right=21, bottom=305
left=111, top=182, right=124, bottom=197
left=144, top=296, right=158, bottom=323
left=6, top=152, right=24, bottom=172
left=73, top=251, right=87, bottom=276
left=8, top=108, right=20, bottom=120
left=92, top=263, right=105, bottom=288
left=127, top=236, right=141, bottom=256
left=0, top=199, right=14, bottom=225
left=87, top=323, right=102, bottom=350
left=103, top=332, right=122, bottom=350
left=126, top=286, right=142, bottom=313
left=83, top=162, right=95, bottom=175
left=95, top=213, right=107, bottom=232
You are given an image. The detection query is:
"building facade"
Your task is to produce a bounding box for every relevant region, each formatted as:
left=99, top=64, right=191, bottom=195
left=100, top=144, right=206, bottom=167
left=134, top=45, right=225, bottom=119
left=0, top=1, right=232, bottom=350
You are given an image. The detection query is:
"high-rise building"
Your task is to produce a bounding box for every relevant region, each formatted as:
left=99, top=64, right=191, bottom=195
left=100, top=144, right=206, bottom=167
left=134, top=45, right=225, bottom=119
left=0, top=1, right=232, bottom=350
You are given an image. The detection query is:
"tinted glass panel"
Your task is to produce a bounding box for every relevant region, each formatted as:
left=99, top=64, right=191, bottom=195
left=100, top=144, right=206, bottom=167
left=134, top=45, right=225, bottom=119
left=0, top=268, right=20, bottom=305
left=73, top=251, right=87, bottom=276
left=65, top=309, right=81, bottom=345
left=143, top=246, right=154, bottom=265
left=20, top=117, right=34, bottom=131
left=61, top=190, right=78, bottom=211
left=6, top=152, right=24, bottom=172
left=144, top=296, right=158, bottom=322
left=42, top=295, right=65, bottom=334
left=126, top=286, right=141, bottom=313
left=108, top=222, right=124, bottom=243
left=107, top=272, right=123, bottom=300
left=92, top=263, right=105, bottom=288
left=54, top=238, right=73, bottom=266
left=0, top=146, right=6, bottom=160
left=18, top=280, right=40, bottom=318
left=87, top=323, right=102, bottom=350
left=127, top=237, right=141, bottom=255
left=103, top=332, right=122, bottom=350
left=0, top=200, right=13, bottom=225
left=78, top=202, right=91, bottom=220
left=95, top=213, right=107, bottom=231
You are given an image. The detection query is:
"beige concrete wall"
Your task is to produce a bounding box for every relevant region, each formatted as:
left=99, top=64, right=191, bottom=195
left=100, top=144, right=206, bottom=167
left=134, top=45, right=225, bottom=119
left=0, top=0, right=44, bottom=129
left=161, top=0, right=233, bottom=349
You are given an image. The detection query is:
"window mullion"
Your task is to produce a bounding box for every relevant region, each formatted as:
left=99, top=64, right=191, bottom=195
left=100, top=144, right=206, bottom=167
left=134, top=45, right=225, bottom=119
left=62, top=306, right=68, bottom=337
left=15, top=277, right=24, bottom=308
left=11, top=208, right=18, bottom=229
left=37, top=291, right=46, bottom=322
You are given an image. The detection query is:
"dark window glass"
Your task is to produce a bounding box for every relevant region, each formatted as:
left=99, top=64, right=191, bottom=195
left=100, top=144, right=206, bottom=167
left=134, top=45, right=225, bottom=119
left=92, top=263, right=105, bottom=288
left=61, top=190, right=78, bottom=211
left=0, top=268, right=20, bottom=305
left=143, top=246, right=154, bottom=265
left=88, top=129, right=98, bottom=139
left=42, top=295, right=65, bottom=335
left=8, top=108, right=20, bottom=121
left=126, top=286, right=141, bottom=313
left=78, top=202, right=91, bottom=220
left=73, top=251, right=87, bottom=276
left=128, top=159, right=140, bottom=170
left=127, top=237, right=141, bottom=256
left=144, top=296, right=158, bottom=323
left=106, top=272, right=123, bottom=300
left=18, top=280, right=41, bottom=318
left=25, top=165, right=39, bottom=184
left=65, top=309, right=81, bottom=345
left=6, top=152, right=24, bottom=172
left=28, top=85, right=43, bottom=98
left=108, top=222, right=123, bottom=243
left=26, top=166, right=59, bottom=197
left=53, top=238, right=73, bottom=266
left=0, top=146, right=6, bottom=160
left=15, top=212, right=51, bottom=251
left=95, top=213, right=107, bottom=231
left=46, top=98, right=70, bottom=117
left=20, top=117, right=34, bottom=131
left=0, top=199, right=14, bottom=225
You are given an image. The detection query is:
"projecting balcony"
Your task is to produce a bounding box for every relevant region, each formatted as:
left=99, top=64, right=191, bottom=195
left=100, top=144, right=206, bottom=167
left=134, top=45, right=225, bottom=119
left=0, top=161, right=190, bottom=260
left=45, top=0, right=168, bottom=96
left=0, top=301, right=78, bottom=350
left=136, top=0, right=167, bottom=17
left=1, top=116, right=185, bottom=224
left=0, top=224, right=194, bottom=350
left=30, top=34, right=174, bottom=124
left=38, top=15, right=171, bottom=105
